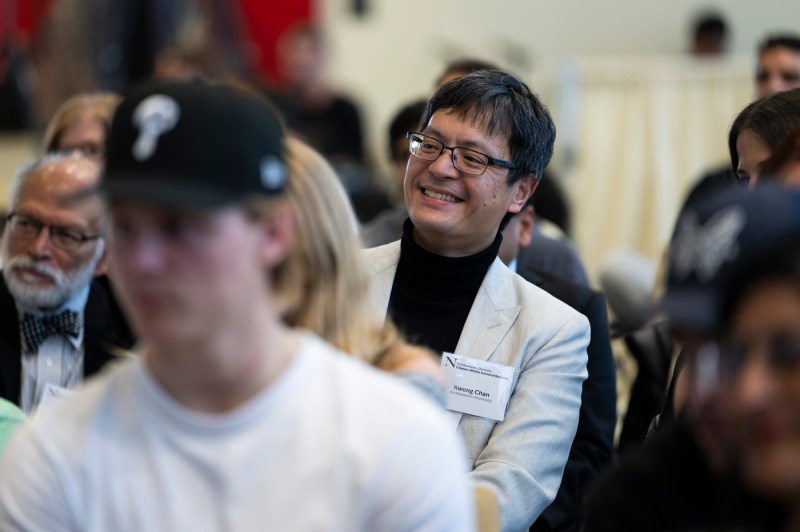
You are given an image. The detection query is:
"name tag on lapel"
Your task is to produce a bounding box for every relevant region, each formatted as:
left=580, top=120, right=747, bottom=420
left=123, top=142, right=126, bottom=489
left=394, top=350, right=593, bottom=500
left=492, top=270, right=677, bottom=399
left=440, top=353, right=515, bottom=422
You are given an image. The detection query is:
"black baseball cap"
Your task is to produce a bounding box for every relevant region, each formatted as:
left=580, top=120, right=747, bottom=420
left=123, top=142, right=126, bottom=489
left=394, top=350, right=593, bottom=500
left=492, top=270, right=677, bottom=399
left=660, top=185, right=800, bottom=334
left=103, top=79, right=286, bottom=208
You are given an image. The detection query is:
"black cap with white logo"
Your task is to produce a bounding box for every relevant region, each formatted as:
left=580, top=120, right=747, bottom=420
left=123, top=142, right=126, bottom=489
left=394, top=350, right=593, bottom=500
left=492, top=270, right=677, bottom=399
left=659, top=185, right=800, bottom=334
left=103, top=79, right=286, bottom=208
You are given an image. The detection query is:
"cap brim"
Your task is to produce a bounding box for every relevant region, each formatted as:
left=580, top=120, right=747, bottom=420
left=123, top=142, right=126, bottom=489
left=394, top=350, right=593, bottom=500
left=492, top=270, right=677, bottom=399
left=657, top=290, right=718, bottom=334
left=101, top=173, right=243, bottom=210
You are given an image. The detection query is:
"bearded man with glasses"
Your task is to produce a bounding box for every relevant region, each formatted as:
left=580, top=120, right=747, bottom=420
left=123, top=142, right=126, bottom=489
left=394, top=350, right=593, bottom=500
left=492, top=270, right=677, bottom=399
left=365, top=70, right=590, bottom=531
left=0, top=154, right=134, bottom=413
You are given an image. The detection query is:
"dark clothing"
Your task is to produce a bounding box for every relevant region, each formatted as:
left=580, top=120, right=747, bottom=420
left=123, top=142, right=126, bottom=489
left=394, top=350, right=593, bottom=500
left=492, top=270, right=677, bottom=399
left=388, top=219, right=501, bottom=355
left=517, top=224, right=590, bottom=287
left=519, top=268, right=616, bottom=532
left=689, top=165, right=738, bottom=205
left=267, top=92, right=364, bottom=164
left=0, top=275, right=135, bottom=406
left=617, top=321, right=675, bottom=453
left=583, top=415, right=786, bottom=532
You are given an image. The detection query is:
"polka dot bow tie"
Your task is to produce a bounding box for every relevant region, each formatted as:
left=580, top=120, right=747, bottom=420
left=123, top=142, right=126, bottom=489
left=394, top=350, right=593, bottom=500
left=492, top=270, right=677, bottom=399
left=21, top=310, right=80, bottom=352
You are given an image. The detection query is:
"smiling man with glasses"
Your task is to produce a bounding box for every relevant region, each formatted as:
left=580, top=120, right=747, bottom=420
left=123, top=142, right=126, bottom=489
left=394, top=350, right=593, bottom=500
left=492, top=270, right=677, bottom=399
left=0, top=154, right=134, bottom=412
left=366, top=70, right=590, bottom=531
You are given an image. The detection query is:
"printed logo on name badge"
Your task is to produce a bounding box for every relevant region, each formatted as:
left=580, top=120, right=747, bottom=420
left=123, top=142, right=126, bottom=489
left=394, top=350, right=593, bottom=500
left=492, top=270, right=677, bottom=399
left=260, top=155, right=286, bottom=191
left=131, top=95, right=180, bottom=161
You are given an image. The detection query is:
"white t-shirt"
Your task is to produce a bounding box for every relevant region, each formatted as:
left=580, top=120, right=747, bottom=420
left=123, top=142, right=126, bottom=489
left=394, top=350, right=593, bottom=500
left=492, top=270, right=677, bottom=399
left=0, top=334, right=475, bottom=532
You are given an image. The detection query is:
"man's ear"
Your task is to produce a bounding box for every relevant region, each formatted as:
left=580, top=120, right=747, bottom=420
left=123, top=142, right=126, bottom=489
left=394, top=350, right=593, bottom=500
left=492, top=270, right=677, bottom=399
left=92, top=241, right=109, bottom=277
left=518, top=205, right=535, bottom=249
left=507, top=175, right=538, bottom=215
left=259, top=200, right=297, bottom=269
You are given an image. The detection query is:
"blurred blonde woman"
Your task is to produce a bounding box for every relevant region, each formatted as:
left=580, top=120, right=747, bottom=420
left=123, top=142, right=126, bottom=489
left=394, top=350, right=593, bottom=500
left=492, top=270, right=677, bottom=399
left=273, top=137, right=444, bottom=400
left=43, top=92, right=121, bottom=159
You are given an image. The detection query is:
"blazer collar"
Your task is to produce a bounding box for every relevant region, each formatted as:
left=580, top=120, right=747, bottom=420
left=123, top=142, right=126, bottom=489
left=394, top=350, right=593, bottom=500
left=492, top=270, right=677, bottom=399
left=455, top=259, right=521, bottom=362
left=366, top=246, right=521, bottom=431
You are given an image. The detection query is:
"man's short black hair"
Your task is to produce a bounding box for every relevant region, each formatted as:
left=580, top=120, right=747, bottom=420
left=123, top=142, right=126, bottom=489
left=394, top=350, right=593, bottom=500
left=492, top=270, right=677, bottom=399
left=693, top=13, right=727, bottom=39
left=758, top=34, right=800, bottom=55
left=421, top=70, right=556, bottom=185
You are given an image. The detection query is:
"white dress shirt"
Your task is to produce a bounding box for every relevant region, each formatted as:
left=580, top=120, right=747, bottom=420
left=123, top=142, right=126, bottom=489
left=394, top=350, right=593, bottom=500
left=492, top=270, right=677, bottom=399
left=18, top=286, right=89, bottom=414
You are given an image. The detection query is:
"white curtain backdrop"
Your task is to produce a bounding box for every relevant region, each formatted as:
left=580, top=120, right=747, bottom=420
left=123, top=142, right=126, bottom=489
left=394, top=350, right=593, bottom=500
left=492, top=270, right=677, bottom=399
left=556, top=56, right=754, bottom=284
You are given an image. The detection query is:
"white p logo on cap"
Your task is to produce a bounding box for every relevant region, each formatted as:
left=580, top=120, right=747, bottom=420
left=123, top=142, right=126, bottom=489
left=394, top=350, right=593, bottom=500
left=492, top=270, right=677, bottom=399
left=132, top=95, right=180, bottom=161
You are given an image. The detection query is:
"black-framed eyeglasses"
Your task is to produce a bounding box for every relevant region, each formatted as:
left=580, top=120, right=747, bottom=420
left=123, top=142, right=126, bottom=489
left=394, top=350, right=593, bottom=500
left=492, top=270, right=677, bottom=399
left=407, top=132, right=521, bottom=176
left=6, top=212, right=102, bottom=251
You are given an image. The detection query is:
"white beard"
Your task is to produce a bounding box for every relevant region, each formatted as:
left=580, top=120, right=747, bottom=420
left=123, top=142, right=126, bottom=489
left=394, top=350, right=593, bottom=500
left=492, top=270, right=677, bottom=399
left=1, top=239, right=104, bottom=309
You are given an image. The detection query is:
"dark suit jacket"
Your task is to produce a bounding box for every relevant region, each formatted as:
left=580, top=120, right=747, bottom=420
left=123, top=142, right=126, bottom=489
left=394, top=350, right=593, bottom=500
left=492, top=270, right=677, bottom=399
left=519, top=267, right=617, bottom=532
left=0, top=275, right=135, bottom=406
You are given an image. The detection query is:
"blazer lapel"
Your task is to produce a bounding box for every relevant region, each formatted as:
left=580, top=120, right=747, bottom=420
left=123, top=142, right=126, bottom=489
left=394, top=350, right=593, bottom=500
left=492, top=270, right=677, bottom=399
left=455, top=259, right=520, bottom=361
left=445, top=260, right=520, bottom=430
left=364, top=242, right=401, bottom=318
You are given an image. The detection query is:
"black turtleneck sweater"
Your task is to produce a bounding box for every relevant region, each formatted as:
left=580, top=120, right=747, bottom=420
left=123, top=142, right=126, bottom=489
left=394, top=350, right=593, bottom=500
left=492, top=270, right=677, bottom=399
left=388, top=219, right=502, bottom=356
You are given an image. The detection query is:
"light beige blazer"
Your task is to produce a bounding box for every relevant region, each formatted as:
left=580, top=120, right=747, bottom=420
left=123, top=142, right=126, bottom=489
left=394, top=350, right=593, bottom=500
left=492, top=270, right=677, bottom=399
left=365, top=241, right=590, bottom=532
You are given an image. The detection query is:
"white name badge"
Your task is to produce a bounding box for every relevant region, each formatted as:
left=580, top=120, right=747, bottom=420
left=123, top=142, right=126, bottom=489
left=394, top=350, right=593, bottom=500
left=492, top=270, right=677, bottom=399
left=440, top=353, right=515, bottom=422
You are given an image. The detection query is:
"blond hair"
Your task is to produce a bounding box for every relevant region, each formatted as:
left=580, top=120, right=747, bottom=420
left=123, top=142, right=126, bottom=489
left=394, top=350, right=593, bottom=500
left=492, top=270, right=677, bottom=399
left=272, top=137, right=401, bottom=364
left=43, top=92, right=121, bottom=152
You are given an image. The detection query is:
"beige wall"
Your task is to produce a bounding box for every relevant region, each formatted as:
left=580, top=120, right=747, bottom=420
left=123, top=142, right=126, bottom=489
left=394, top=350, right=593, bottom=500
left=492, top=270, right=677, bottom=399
left=0, top=135, right=36, bottom=210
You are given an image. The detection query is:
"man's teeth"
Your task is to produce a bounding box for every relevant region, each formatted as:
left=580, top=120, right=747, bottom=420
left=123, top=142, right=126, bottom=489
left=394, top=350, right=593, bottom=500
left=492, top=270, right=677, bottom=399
left=424, top=189, right=461, bottom=202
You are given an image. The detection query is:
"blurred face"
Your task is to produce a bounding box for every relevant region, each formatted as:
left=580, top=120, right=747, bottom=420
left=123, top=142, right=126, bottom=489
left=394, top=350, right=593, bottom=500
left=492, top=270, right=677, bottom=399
left=737, top=129, right=772, bottom=187
left=777, top=159, right=800, bottom=188
left=673, top=330, right=738, bottom=472
left=1, top=159, right=106, bottom=310
left=498, top=205, right=534, bottom=266
left=57, top=112, right=107, bottom=161
left=403, top=109, right=534, bottom=257
left=277, top=33, right=324, bottom=89
left=756, top=46, right=800, bottom=98
left=108, top=203, right=282, bottom=348
left=726, top=280, right=800, bottom=500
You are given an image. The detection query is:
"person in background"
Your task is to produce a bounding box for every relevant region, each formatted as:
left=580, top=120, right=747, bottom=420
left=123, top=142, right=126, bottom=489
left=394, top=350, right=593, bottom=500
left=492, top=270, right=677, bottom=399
left=618, top=38, right=800, bottom=453
left=268, top=23, right=390, bottom=222
left=0, top=154, right=134, bottom=412
left=689, top=11, right=729, bottom=57
left=0, top=80, right=475, bottom=531
left=690, top=33, right=800, bottom=196
left=516, top=173, right=589, bottom=286
left=585, top=187, right=800, bottom=531
left=755, top=34, right=800, bottom=98
left=499, top=196, right=616, bottom=531
left=365, top=69, right=589, bottom=531
left=42, top=92, right=120, bottom=160
left=717, top=236, right=800, bottom=530
left=728, top=87, right=800, bottom=187
left=625, top=85, right=800, bottom=442
left=361, top=99, right=427, bottom=247
left=278, top=136, right=444, bottom=403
